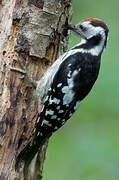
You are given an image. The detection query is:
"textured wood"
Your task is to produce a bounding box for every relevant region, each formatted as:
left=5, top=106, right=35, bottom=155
left=0, top=0, right=71, bottom=179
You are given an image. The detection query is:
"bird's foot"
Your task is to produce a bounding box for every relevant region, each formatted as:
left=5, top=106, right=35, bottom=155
left=8, top=55, right=37, bottom=88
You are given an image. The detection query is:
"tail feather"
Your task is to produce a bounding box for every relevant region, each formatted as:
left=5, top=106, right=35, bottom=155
left=15, top=143, right=39, bottom=175
left=15, top=133, right=52, bottom=176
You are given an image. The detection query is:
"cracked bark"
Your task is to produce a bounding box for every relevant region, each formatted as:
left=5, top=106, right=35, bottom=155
left=0, top=0, right=71, bottom=179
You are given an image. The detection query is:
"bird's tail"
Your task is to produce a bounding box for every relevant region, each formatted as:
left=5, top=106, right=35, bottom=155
left=15, top=142, right=39, bottom=176
left=15, top=133, right=51, bottom=176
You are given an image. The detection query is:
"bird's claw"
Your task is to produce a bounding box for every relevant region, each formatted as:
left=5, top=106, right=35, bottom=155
left=9, top=55, right=37, bottom=88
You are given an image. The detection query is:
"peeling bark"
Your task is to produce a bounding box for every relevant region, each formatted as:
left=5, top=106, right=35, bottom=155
left=0, top=0, right=71, bottom=179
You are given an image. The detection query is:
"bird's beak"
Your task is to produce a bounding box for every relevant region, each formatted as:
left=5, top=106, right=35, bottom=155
left=67, top=24, right=87, bottom=40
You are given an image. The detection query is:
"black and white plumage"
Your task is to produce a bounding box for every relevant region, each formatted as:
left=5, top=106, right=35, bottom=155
left=15, top=18, right=109, bottom=173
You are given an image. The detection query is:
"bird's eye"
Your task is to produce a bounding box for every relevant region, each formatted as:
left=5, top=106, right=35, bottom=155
left=79, top=25, right=86, bottom=31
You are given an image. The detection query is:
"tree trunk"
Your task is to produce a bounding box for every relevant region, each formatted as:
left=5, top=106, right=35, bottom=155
left=0, top=0, right=71, bottom=180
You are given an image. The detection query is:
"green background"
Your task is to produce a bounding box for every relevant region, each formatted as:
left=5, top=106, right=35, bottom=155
left=43, top=0, right=119, bottom=179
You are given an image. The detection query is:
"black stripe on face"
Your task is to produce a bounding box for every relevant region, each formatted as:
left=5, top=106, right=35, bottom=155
left=82, top=34, right=102, bottom=49
left=90, top=20, right=109, bottom=37
left=89, top=20, right=109, bottom=47
left=72, top=34, right=102, bottom=50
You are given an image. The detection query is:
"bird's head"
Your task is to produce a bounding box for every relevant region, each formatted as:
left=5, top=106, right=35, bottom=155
left=67, top=18, right=109, bottom=48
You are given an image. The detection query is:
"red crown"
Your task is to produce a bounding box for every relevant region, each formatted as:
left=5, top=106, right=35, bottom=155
left=83, top=18, right=102, bottom=22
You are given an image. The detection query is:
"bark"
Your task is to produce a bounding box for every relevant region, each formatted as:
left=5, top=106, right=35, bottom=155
left=0, top=0, right=71, bottom=180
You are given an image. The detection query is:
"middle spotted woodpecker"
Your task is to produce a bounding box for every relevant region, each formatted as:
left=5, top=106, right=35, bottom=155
left=10, top=18, right=109, bottom=173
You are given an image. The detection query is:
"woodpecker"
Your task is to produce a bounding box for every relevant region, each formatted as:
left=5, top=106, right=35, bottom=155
left=13, top=18, right=109, bottom=174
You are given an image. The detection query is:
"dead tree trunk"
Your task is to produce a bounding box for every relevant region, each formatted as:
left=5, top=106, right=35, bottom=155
left=0, top=0, right=71, bottom=179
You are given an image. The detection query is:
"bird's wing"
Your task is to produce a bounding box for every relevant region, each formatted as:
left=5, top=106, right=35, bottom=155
left=37, top=53, right=82, bottom=130
left=36, top=50, right=81, bottom=107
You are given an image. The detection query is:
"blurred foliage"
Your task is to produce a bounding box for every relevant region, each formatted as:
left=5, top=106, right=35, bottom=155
left=43, top=0, right=119, bottom=179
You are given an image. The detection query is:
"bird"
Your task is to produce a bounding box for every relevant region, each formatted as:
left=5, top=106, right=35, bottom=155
left=12, top=18, right=109, bottom=175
